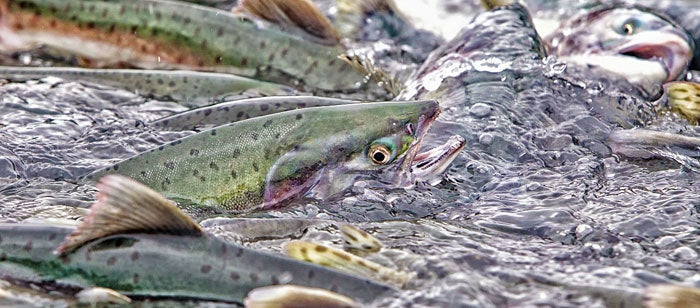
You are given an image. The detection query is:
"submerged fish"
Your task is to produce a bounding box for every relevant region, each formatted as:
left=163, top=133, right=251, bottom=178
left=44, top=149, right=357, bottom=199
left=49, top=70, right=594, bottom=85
left=545, top=5, right=694, bottom=96
left=0, top=175, right=395, bottom=304
left=0, top=66, right=294, bottom=107
left=0, top=0, right=365, bottom=91
left=84, top=100, right=444, bottom=213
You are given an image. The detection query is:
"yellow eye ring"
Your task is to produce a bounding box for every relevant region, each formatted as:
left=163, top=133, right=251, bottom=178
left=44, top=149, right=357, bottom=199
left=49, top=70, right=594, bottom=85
left=369, top=145, right=392, bottom=165
left=623, top=23, right=634, bottom=35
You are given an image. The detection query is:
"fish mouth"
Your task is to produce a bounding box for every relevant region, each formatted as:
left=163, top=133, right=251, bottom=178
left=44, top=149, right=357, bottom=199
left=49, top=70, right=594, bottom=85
left=394, top=103, right=442, bottom=187
left=411, top=135, right=466, bottom=184
left=616, top=30, right=693, bottom=82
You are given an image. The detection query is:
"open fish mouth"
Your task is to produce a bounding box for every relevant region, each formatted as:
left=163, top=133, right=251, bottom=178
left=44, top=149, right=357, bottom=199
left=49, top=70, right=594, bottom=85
left=411, top=135, right=466, bottom=183
left=394, top=106, right=442, bottom=187
left=616, top=30, right=693, bottom=82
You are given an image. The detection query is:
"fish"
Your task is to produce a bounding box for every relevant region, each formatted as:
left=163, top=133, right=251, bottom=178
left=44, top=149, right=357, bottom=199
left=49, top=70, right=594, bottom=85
left=0, top=175, right=395, bottom=304
left=338, top=223, right=382, bottom=254
left=284, top=240, right=412, bottom=288
left=151, top=96, right=359, bottom=131
left=663, top=81, right=700, bottom=123
left=644, top=284, right=700, bottom=308
left=0, top=66, right=295, bottom=108
left=0, top=0, right=365, bottom=91
left=245, top=284, right=360, bottom=308
left=545, top=5, right=694, bottom=95
left=84, top=100, right=442, bottom=213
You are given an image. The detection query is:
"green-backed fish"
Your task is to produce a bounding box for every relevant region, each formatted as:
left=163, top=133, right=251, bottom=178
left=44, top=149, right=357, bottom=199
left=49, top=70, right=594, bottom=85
left=84, top=100, right=442, bottom=213
left=0, top=66, right=294, bottom=107
left=0, top=0, right=365, bottom=91
left=151, top=96, right=359, bottom=131
left=0, top=175, right=395, bottom=304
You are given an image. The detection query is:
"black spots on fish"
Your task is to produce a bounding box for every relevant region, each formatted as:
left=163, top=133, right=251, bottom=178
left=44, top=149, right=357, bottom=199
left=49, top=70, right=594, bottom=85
left=118, top=5, right=126, bottom=15
left=164, top=161, right=175, bottom=170
left=211, top=129, right=217, bottom=136
left=204, top=109, right=212, bottom=117
left=60, top=255, right=71, bottom=265
left=183, top=16, right=191, bottom=25
left=281, top=49, right=289, bottom=58
left=85, top=251, right=92, bottom=261
left=271, top=275, right=279, bottom=285
left=190, top=149, right=200, bottom=156
left=157, top=78, right=164, bottom=85
left=182, top=76, right=189, bottom=84
left=0, top=253, right=5, bottom=261
left=260, top=41, right=266, bottom=49
left=201, top=40, right=208, bottom=50
left=215, top=55, right=223, bottom=64
left=307, top=270, right=315, bottom=280
left=170, top=140, right=182, bottom=146
left=304, top=61, right=319, bottom=75
left=23, top=240, right=32, bottom=252
left=140, top=171, right=147, bottom=178
left=131, top=251, right=139, bottom=261
left=237, top=111, right=245, bottom=119
left=252, top=162, right=259, bottom=172
left=0, top=234, right=3, bottom=244
left=315, top=245, right=328, bottom=253
left=164, top=177, right=171, bottom=185
left=200, top=176, right=206, bottom=182
left=209, top=162, right=219, bottom=171
left=107, top=256, right=117, bottom=266
left=230, top=272, right=240, bottom=281
left=104, top=167, right=111, bottom=173
left=296, top=114, right=303, bottom=120
left=268, top=53, right=276, bottom=62
left=130, top=25, right=138, bottom=35
left=274, top=133, right=281, bottom=139
left=235, top=248, right=244, bottom=258
left=230, top=170, right=237, bottom=179
left=232, top=149, right=241, bottom=159
left=252, top=133, right=259, bottom=141
left=84, top=21, right=95, bottom=30
left=260, top=104, right=269, bottom=112
left=48, top=233, right=56, bottom=241
left=263, top=149, right=272, bottom=160
left=296, top=102, right=307, bottom=108
left=330, top=285, right=339, bottom=292
left=158, top=145, right=165, bottom=151
left=332, top=251, right=351, bottom=262
left=345, top=233, right=357, bottom=242
left=249, top=273, right=259, bottom=283
left=133, top=273, right=140, bottom=284
left=201, top=265, right=212, bottom=274
left=154, top=11, right=162, bottom=20
left=193, top=169, right=199, bottom=176
left=194, top=27, right=201, bottom=36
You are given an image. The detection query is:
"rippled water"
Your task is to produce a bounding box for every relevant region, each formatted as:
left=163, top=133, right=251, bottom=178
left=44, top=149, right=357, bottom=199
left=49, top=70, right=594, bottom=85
left=1, top=0, right=699, bottom=307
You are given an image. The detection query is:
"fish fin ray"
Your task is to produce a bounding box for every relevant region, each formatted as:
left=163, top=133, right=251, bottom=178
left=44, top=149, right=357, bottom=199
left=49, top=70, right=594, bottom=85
left=665, top=81, right=700, bottom=124
left=55, top=175, right=203, bottom=255
left=339, top=54, right=403, bottom=96
left=236, top=0, right=341, bottom=46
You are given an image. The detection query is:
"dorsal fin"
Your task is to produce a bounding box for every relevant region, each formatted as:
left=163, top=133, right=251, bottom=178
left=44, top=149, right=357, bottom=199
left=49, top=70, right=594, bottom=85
left=339, top=54, right=403, bottom=96
left=236, top=0, right=341, bottom=46
left=55, top=175, right=203, bottom=255
left=480, top=0, right=517, bottom=10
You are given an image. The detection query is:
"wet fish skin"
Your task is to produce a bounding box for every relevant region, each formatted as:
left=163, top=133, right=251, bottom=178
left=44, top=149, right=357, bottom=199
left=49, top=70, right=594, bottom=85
left=0, top=66, right=295, bottom=108
left=0, top=176, right=395, bottom=304
left=152, top=96, right=358, bottom=131
left=85, top=100, right=440, bottom=213
left=2, top=0, right=364, bottom=91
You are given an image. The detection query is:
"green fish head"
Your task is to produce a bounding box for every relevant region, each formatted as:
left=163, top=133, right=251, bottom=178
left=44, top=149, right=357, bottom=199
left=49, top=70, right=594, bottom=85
left=262, top=100, right=440, bottom=209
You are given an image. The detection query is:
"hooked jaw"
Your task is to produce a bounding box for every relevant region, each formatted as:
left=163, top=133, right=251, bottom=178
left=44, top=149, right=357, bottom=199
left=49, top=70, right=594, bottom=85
left=411, top=135, right=466, bottom=184
left=616, top=28, right=693, bottom=82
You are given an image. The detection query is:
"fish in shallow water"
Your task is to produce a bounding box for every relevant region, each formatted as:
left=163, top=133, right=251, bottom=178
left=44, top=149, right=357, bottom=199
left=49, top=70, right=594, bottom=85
left=545, top=5, right=694, bottom=96
left=0, top=0, right=365, bottom=91
left=0, top=175, right=395, bottom=304
left=84, top=100, right=456, bottom=213
left=0, top=66, right=295, bottom=107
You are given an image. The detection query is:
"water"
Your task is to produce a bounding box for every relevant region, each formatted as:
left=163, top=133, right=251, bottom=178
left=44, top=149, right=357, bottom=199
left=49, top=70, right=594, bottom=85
left=1, top=1, right=699, bottom=307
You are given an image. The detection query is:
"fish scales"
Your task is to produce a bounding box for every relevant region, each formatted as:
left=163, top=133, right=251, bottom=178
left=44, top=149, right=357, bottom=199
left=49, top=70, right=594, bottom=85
left=87, top=101, right=438, bottom=212
left=0, top=224, right=393, bottom=302
left=4, top=0, right=362, bottom=90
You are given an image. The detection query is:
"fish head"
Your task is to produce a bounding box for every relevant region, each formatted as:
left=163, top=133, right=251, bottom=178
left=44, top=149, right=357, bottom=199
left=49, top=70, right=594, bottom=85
left=262, top=100, right=442, bottom=209
left=547, top=6, right=694, bottom=85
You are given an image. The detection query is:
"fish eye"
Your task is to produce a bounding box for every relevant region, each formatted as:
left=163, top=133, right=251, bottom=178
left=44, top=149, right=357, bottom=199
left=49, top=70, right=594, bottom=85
left=620, top=18, right=640, bottom=35
left=368, top=144, right=392, bottom=165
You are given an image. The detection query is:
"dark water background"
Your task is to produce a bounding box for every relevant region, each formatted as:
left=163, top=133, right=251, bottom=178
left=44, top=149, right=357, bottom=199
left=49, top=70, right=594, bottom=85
left=0, top=0, right=699, bottom=307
